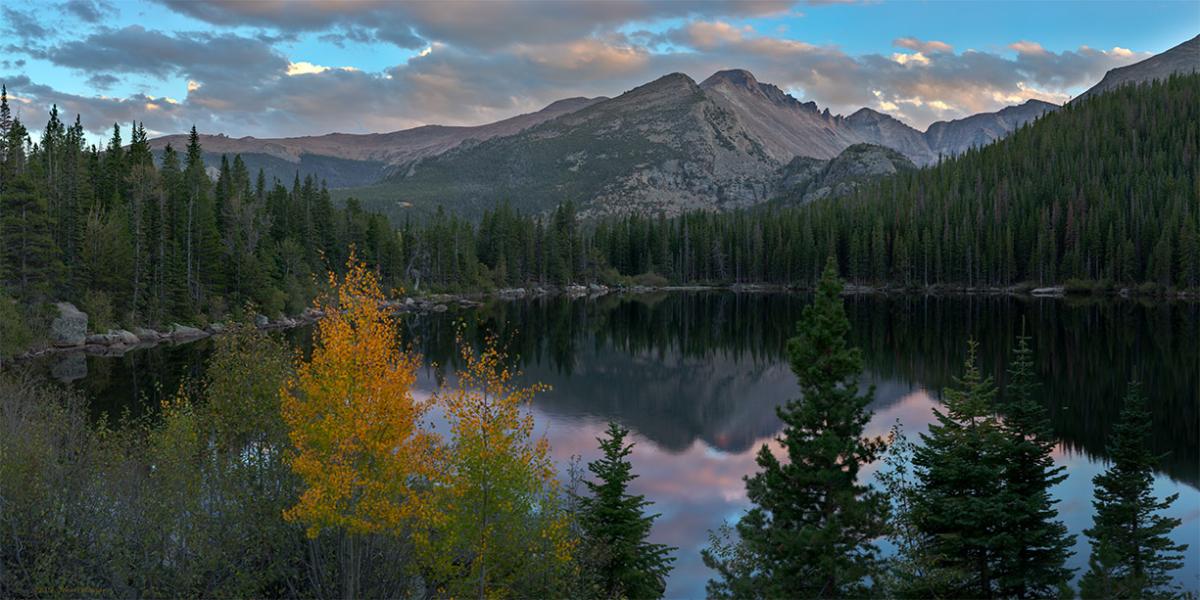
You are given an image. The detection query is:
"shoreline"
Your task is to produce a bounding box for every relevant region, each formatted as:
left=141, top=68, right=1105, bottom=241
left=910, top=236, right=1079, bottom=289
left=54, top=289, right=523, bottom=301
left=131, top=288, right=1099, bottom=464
left=9, top=282, right=1196, bottom=367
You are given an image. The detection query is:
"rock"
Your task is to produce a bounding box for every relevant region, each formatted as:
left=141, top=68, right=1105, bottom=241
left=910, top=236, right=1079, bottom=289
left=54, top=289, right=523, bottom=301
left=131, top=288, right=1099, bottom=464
left=111, top=329, right=140, bottom=345
left=51, top=302, right=88, bottom=347
left=404, top=297, right=416, bottom=307
left=133, top=327, right=163, bottom=342
left=207, top=322, right=226, bottom=334
left=169, top=323, right=208, bottom=341
left=431, top=304, right=448, bottom=313
left=86, top=333, right=119, bottom=345
left=564, top=284, right=588, bottom=297
left=1031, top=286, right=1065, bottom=297
left=254, top=314, right=270, bottom=328
left=51, top=352, right=87, bottom=383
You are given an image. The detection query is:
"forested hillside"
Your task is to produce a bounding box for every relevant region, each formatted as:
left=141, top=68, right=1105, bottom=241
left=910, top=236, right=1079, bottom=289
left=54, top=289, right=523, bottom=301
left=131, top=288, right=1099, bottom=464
left=373, top=74, right=1199, bottom=292
left=0, top=88, right=407, bottom=352
left=1, top=75, right=1195, bottom=356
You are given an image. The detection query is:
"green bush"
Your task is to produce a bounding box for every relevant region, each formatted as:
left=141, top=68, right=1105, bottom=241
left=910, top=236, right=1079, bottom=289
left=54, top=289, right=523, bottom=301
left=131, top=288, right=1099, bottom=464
left=1062, top=279, right=1098, bottom=294
left=80, top=289, right=115, bottom=332
left=0, top=290, right=31, bottom=360
left=632, top=272, right=669, bottom=287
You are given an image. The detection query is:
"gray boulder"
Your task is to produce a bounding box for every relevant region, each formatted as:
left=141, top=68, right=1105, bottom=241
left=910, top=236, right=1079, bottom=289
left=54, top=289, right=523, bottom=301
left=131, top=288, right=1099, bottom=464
left=51, top=303, right=88, bottom=347
left=255, top=314, right=270, bottom=328
left=111, top=329, right=140, bottom=345
left=169, top=323, right=208, bottom=341
left=133, top=327, right=164, bottom=343
left=86, top=332, right=120, bottom=345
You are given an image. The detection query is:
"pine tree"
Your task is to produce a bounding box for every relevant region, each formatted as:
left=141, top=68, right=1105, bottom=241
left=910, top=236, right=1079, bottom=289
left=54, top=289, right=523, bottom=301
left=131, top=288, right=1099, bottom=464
left=705, top=258, right=887, bottom=598
left=909, top=339, right=1008, bottom=598
left=1079, top=381, right=1188, bottom=598
left=995, top=334, right=1075, bottom=598
left=578, top=421, right=676, bottom=599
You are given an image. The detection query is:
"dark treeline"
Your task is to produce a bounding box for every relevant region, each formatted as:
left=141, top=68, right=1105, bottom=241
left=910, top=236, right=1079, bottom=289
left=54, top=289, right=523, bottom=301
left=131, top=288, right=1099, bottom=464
left=0, top=87, right=406, bottom=353
left=390, top=75, right=1199, bottom=293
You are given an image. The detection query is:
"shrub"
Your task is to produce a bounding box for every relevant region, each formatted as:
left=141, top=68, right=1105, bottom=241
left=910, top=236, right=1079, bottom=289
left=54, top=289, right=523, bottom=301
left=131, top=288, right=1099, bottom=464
left=632, top=272, right=669, bottom=288
left=0, top=290, right=31, bottom=360
left=80, top=289, right=115, bottom=332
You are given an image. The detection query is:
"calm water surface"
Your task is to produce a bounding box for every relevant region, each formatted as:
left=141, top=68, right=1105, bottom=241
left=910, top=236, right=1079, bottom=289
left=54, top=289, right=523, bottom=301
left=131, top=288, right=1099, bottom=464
left=37, top=293, right=1200, bottom=598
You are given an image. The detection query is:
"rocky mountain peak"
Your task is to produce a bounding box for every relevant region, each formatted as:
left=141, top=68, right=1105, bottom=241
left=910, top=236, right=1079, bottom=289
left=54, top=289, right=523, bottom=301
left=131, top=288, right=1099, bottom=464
left=700, top=69, right=761, bottom=91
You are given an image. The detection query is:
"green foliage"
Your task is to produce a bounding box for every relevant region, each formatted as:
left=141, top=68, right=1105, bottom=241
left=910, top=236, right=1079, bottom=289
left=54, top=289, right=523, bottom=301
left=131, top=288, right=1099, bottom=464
left=1079, top=381, right=1188, bottom=598
left=908, top=340, right=1009, bottom=597
left=704, top=259, right=887, bottom=598
left=0, top=103, right=405, bottom=337
left=577, top=422, right=676, bottom=599
left=0, top=287, right=30, bottom=360
left=995, top=335, right=1076, bottom=597
left=80, top=289, right=115, bottom=332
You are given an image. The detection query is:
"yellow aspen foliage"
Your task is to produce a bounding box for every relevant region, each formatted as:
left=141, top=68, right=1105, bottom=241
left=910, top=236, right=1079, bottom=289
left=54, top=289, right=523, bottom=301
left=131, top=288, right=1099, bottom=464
left=280, top=255, right=440, bottom=538
left=422, top=330, right=574, bottom=599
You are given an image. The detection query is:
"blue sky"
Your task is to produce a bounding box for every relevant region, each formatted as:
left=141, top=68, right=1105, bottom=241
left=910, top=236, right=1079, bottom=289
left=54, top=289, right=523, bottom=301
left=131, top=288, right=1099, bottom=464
left=1, top=0, right=1196, bottom=144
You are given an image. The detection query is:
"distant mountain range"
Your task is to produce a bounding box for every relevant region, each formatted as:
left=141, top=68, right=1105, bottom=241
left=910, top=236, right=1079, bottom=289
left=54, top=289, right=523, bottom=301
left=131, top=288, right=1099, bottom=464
left=147, top=33, right=1198, bottom=220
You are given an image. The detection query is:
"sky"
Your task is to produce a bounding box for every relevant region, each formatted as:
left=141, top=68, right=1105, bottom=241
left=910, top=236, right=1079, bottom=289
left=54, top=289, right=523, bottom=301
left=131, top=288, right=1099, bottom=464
left=1, top=0, right=1197, bottom=145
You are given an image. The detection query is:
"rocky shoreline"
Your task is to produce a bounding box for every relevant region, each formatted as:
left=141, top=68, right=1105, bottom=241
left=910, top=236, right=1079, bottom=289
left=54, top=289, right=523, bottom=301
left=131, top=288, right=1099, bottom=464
left=14, top=295, right=488, bottom=365
left=12, top=282, right=1196, bottom=367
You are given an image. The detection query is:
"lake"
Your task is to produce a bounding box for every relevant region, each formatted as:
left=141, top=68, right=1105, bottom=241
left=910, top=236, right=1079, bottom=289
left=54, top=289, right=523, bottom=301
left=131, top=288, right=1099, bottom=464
left=32, top=292, right=1200, bottom=598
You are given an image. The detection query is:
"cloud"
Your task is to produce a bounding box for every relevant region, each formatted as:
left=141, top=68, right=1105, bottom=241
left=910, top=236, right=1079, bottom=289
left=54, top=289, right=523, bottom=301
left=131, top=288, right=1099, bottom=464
left=152, top=0, right=797, bottom=50
left=61, top=0, right=116, bottom=23
left=894, top=37, right=953, bottom=54
left=1009, top=40, right=1047, bottom=55
left=45, top=25, right=289, bottom=83
left=2, top=7, right=50, bottom=42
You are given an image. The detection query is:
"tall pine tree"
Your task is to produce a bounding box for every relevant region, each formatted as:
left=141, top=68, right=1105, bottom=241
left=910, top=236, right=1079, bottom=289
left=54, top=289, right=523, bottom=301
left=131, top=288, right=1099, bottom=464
left=705, top=257, right=887, bottom=598
left=1079, top=381, right=1188, bottom=598
left=995, top=334, right=1075, bottom=597
left=909, top=340, right=1008, bottom=598
left=578, top=421, right=676, bottom=599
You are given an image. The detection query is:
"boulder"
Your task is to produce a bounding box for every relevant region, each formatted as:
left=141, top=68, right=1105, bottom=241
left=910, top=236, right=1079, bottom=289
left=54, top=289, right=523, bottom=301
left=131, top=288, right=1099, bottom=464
left=169, top=323, right=208, bottom=341
left=133, top=327, right=164, bottom=343
left=1031, top=286, right=1065, bottom=297
left=254, top=314, right=270, bottom=328
left=86, top=333, right=119, bottom=345
left=111, top=329, right=140, bottom=345
left=51, top=302, right=88, bottom=347
left=431, top=304, right=449, bottom=313
left=207, top=322, right=226, bottom=334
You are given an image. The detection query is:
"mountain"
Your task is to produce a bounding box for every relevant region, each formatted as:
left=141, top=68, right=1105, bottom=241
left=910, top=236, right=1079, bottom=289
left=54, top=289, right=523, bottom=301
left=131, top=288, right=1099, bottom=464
left=148, top=96, right=605, bottom=187
left=924, top=99, right=1058, bottom=158
left=778, top=143, right=917, bottom=203
left=698, top=69, right=862, bottom=161
left=1077, top=34, right=1199, bottom=100
left=341, top=69, right=1055, bottom=221
left=345, top=73, right=789, bottom=220
left=843, top=108, right=936, bottom=165
left=146, top=65, right=1070, bottom=217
